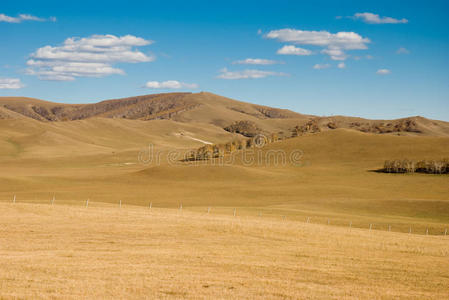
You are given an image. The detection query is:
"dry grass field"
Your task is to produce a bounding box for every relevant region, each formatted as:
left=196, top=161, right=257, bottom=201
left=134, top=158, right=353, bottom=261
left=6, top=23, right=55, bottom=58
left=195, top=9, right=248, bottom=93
left=1, top=93, right=449, bottom=298
left=1, top=202, right=448, bottom=299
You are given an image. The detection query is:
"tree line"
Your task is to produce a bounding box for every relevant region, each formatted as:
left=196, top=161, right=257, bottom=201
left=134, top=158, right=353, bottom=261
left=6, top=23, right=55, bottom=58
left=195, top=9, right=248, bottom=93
left=185, top=133, right=280, bottom=161
left=382, top=159, right=449, bottom=174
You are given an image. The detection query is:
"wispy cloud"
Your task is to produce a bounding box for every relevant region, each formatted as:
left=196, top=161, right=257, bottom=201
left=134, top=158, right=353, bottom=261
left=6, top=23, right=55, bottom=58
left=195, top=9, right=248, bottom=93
left=0, top=78, right=24, bottom=89
left=376, top=69, right=391, bottom=75
left=337, top=62, right=346, bottom=69
left=313, top=64, right=331, bottom=70
left=396, top=47, right=410, bottom=54
left=276, top=45, right=312, bottom=56
left=266, top=29, right=369, bottom=61
left=353, top=12, right=408, bottom=24
left=217, top=68, right=287, bottom=80
left=320, top=48, right=347, bottom=61
left=26, top=34, right=153, bottom=81
left=0, top=13, right=56, bottom=23
left=232, top=58, right=280, bottom=65
left=144, top=80, right=198, bottom=89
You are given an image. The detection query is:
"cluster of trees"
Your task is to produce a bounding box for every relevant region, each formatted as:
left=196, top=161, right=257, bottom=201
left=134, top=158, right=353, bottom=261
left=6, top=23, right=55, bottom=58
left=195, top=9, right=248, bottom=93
left=186, top=133, right=280, bottom=161
left=223, top=120, right=261, bottom=137
left=291, top=120, right=321, bottom=137
left=383, top=159, right=449, bottom=174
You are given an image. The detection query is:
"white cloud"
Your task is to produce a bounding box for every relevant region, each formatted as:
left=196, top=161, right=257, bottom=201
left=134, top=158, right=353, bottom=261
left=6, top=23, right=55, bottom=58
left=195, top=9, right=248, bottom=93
left=233, top=58, right=279, bottom=65
left=266, top=29, right=369, bottom=49
left=217, top=68, right=287, bottom=79
left=144, top=80, right=198, bottom=89
left=266, top=29, right=369, bottom=61
left=320, top=48, right=347, bottom=60
left=337, top=62, right=346, bottom=69
left=0, top=78, right=24, bottom=89
left=277, top=45, right=312, bottom=56
left=313, top=64, right=331, bottom=70
left=376, top=69, right=391, bottom=75
left=354, top=12, right=408, bottom=24
left=0, top=13, right=56, bottom=23
left=396, top=47, right=410, bottom=54
left=26, top=34, right=153, bottom=81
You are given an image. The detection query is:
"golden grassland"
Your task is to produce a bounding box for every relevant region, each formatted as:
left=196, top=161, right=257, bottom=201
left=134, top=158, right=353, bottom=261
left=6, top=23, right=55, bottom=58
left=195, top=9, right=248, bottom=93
left=1, top=113, right=449, bottom=298
left=0, top=202, right=448, bottom=299
left=1, top=118, right=448, bottom=234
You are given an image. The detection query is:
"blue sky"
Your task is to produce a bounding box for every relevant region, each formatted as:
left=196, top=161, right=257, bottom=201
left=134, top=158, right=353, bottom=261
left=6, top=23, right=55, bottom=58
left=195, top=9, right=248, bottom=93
left=0, top=0, right=448, bottom=120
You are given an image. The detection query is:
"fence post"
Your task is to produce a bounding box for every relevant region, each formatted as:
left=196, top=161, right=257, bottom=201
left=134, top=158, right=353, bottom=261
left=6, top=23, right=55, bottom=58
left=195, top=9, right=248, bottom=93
left=180, top=203, right=182, bottom=211
left=86, top=198, right=89, bottom=207
left=149, top=202, right=152, bottom=210
left=349, top=221, right=352, bottom=229
left=51, top=195, right=55, bottom=205
left=409, top=226, right=412, bottom=234
left=369, top=224, right=372, bottom=231
left=445, top=228, right=447, bottom=236
left=388, top=225, right=391, bottom=232
left=119, top=200, right=122, bottom=208
left=13, top=194, right=16, bottom=204
left=306, top=217, right=310, bottom=223
left=233, top=208, right=236, bottom=217
left=207, top=207, right=211, bottom=214
left=426, top=228, right=429, bottom=235
left=327, top=219, right=330, bottom=225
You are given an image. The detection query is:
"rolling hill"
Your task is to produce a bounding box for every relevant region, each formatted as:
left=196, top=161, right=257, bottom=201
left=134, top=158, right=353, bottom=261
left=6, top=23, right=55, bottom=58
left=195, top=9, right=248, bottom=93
left=0, top=92, right=448, bottom=235
left=1, top=92, right=449, bottom=139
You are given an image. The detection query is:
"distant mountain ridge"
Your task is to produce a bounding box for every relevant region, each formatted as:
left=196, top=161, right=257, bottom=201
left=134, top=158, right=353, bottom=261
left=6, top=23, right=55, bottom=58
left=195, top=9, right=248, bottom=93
left=1, top=92, right=449, bottom=137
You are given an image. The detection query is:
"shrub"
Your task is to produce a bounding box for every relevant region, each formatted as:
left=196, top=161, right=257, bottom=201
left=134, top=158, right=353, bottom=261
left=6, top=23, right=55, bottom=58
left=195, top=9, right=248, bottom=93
left=383, top=159, right=449, bottom=174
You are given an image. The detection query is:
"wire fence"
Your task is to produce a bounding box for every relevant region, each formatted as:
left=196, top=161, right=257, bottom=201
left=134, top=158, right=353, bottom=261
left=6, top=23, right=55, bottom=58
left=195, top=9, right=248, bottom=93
left=2, top=195, right=448, bottom=237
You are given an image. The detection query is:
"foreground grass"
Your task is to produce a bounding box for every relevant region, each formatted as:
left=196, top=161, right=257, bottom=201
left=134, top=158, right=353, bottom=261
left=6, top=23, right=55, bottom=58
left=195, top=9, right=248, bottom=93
left=0, top=202, right=448, bottom=299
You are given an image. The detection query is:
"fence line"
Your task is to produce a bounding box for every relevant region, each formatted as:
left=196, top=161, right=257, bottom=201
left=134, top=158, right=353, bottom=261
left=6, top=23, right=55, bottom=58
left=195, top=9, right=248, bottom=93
left=1, top=197, right=448, bottom=237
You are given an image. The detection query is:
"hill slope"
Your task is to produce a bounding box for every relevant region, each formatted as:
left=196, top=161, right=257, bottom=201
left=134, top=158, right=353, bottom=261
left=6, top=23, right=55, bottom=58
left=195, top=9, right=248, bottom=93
left=1, top=92, right=448, bottom=138
left=0, top=92, right=448, bottom=234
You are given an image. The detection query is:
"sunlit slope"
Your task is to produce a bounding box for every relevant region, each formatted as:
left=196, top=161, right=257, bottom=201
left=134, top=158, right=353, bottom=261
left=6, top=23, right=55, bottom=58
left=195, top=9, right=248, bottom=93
left=1, top=126, right=447, bottom=233
left=0, top=117, right=239, bottom=160
left=2, top=92, right=448, bottom=138
left=171, top=92, right=309, bottom=131
left=131, top=129, right=449, bottom=214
